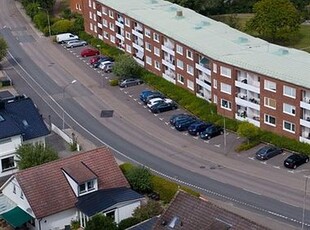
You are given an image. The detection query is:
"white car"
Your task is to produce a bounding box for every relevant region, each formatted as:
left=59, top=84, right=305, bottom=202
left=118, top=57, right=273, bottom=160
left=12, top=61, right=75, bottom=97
left=147, top=97, right=173, bottom=108
left=98, top=61, right=113, bottom=71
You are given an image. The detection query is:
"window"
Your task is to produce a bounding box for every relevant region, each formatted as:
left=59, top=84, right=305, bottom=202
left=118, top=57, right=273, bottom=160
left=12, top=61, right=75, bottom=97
left=89, top=12, right=92, bottom=19
left=176, top=44, right=183, bottom=55
left=177, top=74, right=184, bottom=84
left=1, top=156, right=15, bottom=171
left=176, top=59, right=183, bottom=70
left=20, top=191, right=24, bottom=199
left=264, top=80, right=276, bottom=92
left=283, top=121, right=295, bottom=133
left=145, top=42, right=152, bottom=51
left=109, top=22, right=114, bottom=31
left=213, top=95, right=218, bottom=104
left=213, top=63, right=217, bottom=73
left=187, top=65, right=194, bottom=75
left=109, top=10, right=114, bottom=19
left=145, top=28, right=151, bottom=37
left=125, top=31, right=131, bottom=40
left=283, top=103, right=295, bottom=116
left=221, top=99, right=231, bottom=110
left=87, top=181, right=95, bottom=190
left=106, top=210, right=115, bottom=221
left=110, top=35, right=115, bottom=43
left=153, top=33, right=159, bottom=42
left=102, top=6, right=107, bottom=15
left=146, top=56, right=152, bottom=65
left=90, top=23, right=93, bottom=31
left=125, top=18, right=130, bottom=27
left=283, top=85, right=296, bottom=98
left=0, top=137, right=11, bottom=145
left=94, top=25, right=97, bottom=33
left=93, top=13, right=96, bottom=21
left=103, top=19, right=108, bottom=27
left=264, top=97, right=276, bottom=109
left=88, top=0, right=91, bottom=7
left=103, top=31, right=109, bottom=39
left=220, top=83, right=231, bottom=95
left=264, top=114, right=276, bottom=126
left=213, top=79, right=217, bottom=89
left=13, top=184, right=16, bottom=194
left=79, top=184, right=86, bottom=194
left=220, top=66, right=231, bottom=78
left=126, top=44, right=131, bottom=53
left=155, top=61, right=160, bottom=70
left=186, top=49, right=193, bottom=60
left=187, top=79, right=194, bottom=90
left=92, top=2, right=95, bottom=9
left=154, top=47, right=160, bottom=57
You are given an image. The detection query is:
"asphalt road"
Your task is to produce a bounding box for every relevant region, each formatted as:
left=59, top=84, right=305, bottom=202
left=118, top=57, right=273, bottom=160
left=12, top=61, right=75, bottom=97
left=1, top=1, right=310, bottom=229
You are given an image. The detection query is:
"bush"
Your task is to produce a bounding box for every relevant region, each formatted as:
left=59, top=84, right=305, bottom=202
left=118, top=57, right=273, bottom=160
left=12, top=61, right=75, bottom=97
left=132, top=200, right=163, bottom=221
left=33, top=12, right=48, bottom=31
left=25, top=2, right=40, bottom=19
left=126, top=166, right=153, bottom=193
left=117, top=217, right=140, bottom=230
left=109, top=79, right=119, bottom=86
left=119, top=163, right=134, bottom=175
left=50, top=19, right=74, bottom=35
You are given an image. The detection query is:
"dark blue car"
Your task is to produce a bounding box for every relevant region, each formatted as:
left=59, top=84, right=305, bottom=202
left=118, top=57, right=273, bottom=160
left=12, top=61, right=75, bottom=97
left=188, top=121, right=212, bottom=136
left=175, top=118, right=198, bottom=131
left=170, top=114, right=192, bottom=126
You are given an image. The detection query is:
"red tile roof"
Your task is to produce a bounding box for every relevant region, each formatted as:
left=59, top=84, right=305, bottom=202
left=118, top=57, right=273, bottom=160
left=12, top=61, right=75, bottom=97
left=15, top=147, right=129, bottom=219
left=62, top=161, right=97, bottom=184
left=153, top=191, right=270, bottom=230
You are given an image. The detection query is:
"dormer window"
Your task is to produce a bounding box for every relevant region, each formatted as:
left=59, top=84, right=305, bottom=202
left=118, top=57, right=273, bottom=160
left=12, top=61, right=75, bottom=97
left=87, top=180, right=94, bottom=190
left=78, top=179, right=97, bottom=195
left=79, top=184, right=86, bottom=194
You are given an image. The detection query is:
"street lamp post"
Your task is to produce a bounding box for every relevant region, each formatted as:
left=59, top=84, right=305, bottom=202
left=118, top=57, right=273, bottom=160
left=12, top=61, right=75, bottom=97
left=38, top=7, right=51, bottom=37
left=62, top=80, right=76, bottom=130
left=302, top=175, right=309, bottom=230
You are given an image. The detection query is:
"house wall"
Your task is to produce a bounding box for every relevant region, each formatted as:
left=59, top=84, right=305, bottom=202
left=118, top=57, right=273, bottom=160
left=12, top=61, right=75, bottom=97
left=36, top=208, right=77, bottom=230
left=0, top=135, right=22, bottom=156
left=1, top=177, right=34, bottom=217
left=62, top=171, right=79, bottom=196
left=116, top=201, right=141, bottom=223
left=24, top=136, right=46, bottom=146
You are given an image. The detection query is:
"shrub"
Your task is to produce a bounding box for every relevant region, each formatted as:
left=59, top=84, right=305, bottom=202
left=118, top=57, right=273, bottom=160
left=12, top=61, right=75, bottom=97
left=132, top=200, right=163, bottom=221
left=50, top=19, right=74, bottom=35
left=126, top=166, right=153, bottom=193
left=33, top=12, right=48, bottom=31
left=119, top=163, right=134, bottom=175
left=25, top=2, right=40, bottom=20
left=117, top=217, right=140, bottom=230
left=112, top=54, right=142, bottom=77
left=151, top=176, right=177, bottom=204
left=109, top=79, right=119, bottom=86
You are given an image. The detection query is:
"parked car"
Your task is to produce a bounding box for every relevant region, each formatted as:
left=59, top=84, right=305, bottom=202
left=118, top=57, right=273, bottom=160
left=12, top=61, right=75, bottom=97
left=98, top=60, right=113, bottom=71
left=56, top=33, right=79, bottom=43
left=169, top=113, right=192, bottom=126
left=175, top=117, right=198, bottom=131
left=150, top=102, right=178, bottom=113
left=255, top=146, right=283, bottom=161
left=103, top=62, right=114, bottom=73
left=65, top=39, right=87, bottom=48
left=147, top=98, right=173, bottom=108
left=119, top=78, right=144, bottom=88
left=188, top=121, right=212, bottom=136
left=92, top=57, right=114, bottom=68
left=89, top=56, right=102, bottom=65
left=80, top=48, right=99, bottom=57
left=145, top=93, right=165, bottom=104
left=140, top=91, right=163, bottom=104
left=284, top=154, right=309, bottom=169
left=200, top=125, right=223, bottom=139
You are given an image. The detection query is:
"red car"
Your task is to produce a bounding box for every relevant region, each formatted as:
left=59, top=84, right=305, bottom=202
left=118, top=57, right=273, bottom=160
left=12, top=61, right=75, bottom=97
left=89, top=56, right=101, bottom=65
left=80, top=48, right=99, bottom=57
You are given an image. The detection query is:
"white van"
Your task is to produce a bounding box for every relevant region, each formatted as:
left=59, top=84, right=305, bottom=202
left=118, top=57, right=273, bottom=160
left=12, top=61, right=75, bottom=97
left=56, top=33, right=79, bottom=43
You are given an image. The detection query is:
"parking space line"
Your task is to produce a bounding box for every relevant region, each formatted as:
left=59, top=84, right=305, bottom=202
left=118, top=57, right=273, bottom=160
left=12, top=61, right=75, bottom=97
left=134, top=98, right=137, bottom=101
left=86, top=63, right=90, bottom=65
left=248, top=157, right=255, bottom=160
left=204, top=140, right=210, bottom=144
left=214, top=144, right=221, bottom=148
left=129, top=95, right=133, bottom=97
left=261, top=161, right=267, bottom=165
left=143, top=105, right=147, bottom=108
left=138, top=102, right=142, bottom=105
left=170, top=126, right=175, bottom=129
left=193, top=136, right=198, bottom=140
left=124, top=91, right=128, bottom=94
left=154, top=114, right=158, bottom=117
left=159, top=117, right=164, bottom=121
left=105, top=77, right=108, bottom=79
left=287, top=170, right=294, bottom=174
left=242, top=188, right=261, bottom=196
left=273, top=166, right=280, bottom=169
left=165, top=122, right=169, bottom=125
left=183, top=133, right=188, bottom=136
left=83, top=60, right=86, bottom=62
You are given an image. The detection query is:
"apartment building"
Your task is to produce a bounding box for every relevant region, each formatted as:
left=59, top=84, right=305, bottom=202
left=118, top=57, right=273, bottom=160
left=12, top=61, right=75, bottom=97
left=71, top=0, right=310, bottom=143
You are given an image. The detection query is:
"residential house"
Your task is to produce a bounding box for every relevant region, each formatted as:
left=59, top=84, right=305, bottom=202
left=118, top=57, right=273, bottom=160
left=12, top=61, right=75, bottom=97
left=0, top=94, right=49, bottom=178
left=151, top=190, right=270, bottom=230
left=72, top=0, right=310, bottom=142
left=0, top=147, right=144, bottom=230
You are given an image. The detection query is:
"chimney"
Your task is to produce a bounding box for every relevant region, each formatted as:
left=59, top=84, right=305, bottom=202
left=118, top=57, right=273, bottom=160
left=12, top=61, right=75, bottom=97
left=176, top=10, right=183, bottom=17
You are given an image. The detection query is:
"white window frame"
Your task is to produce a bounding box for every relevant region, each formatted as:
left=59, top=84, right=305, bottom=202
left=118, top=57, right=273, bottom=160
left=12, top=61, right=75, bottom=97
left=125, top=18, right=130, bottom=27
left=89, top=11, right=92, bottom=19
left=93, top=13, right=96, bottom=21
left=213, top=79, right=217, bottom=89
left=177, top=73, right=184, bottom=84
left=103, top=19, right=108, bottom=28
left=90, top=23, right=93, bottom=31
left=264, top=80, right=276, bottom=92
left=177, top=59, right=183, bottom=70
left=220, top=66, right=231, bottom=78
left=126, top=44, right=132, bottom=53
left=102, top=6, right=107, bottom=15
left=103, top=31, right=109, bottom=39
left=145, top=42, right=151, bottom=52
left=220, top=83, right=231, bottom=95
left=109, top=22, right=114, bottom=31
left=283, top=85, right=296, bottom=98
left=264, top=97, right=276, bottom=110
left=154, top=47, right=160, bottom=57
left=145, top=28, right=151, bottom=38
left=153, top=33, right=159, bottom=43
left=94, top=25, right=97, bottom=33
left=176, top=44, right=183, bottom=55
left=221, top=99, right=232, bottom=110
left=110, top=35, right=115, bottom=43
left=264, top=114, right=276, bottom=127
left=187, top=79, right=194, bottom=90
left=154, top=60, right=160, bottom=70
left=283, top=121, right=295, bottom=133
left=186, top=49, right=193, bottom=60
left=109, top=10, right=114, bottom=19
left=88, top=0, right=91, bottom=7
left=213, top=63, right=218, bottom=73
left=213, top=95, right=218, bottom=104
left=187, top=64, right=194, bottom=76
left=146, top=56, right=152, bottom=65
left=283, top=103, right=296, bottom=116
left=92, top=2, right=95, bottom=9
left=125, top=31, right=131, bottom=40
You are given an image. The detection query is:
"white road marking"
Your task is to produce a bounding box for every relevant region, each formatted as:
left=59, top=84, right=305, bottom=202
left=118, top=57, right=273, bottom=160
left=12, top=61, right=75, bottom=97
left=248, top=157, right=255, bottom=160
left=273, top=166, right=280, bottom=169
left=165, top=122, right=169, bottom=125
left=134, top=98, right=137, bottom=101
left=159, top=117, right=164, bottom=121
left=105, top=77, right=108, bottom=79
left=261, top=161, right=267, bottom=165
left=204, top=140, right=210, bottom=144
left=129, top=95, right=133, bottom=98
left=242, top=188, right=261, bottom=196
left=193, top=136, right=199, bottom=140
left=138, top=102, right=142, bottom=105
left=214, top=144, right=221, bottom=148
left=287, top=170, right=295, bottom=174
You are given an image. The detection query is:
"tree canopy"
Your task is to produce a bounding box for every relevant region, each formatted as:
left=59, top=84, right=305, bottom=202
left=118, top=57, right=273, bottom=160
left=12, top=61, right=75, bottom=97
left=246, top=0, right=301, bottom=43
left=84, top=214, right=118, bottom=230
left=0, top=37, right=8, bottom=63
left=112, top=54, right=142, bottom=78
left=16, top=143, right=59, bottom=170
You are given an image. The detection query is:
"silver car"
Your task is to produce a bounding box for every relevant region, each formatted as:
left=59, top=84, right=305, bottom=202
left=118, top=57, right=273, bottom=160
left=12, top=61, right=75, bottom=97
left=66, top=39, right=87, bottom=48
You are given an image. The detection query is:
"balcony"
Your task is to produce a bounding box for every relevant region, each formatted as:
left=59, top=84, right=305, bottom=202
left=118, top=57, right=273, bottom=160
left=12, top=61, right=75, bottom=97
left=162, top=59, right=175, bottom=71
left=196, top=77, right=211, bottom=91
left=235, top=113, right=260, bottom=127
left=163, top=72, right=176, bottom=84
left=195, top=63, right=211, bottom=76
left=97, top=11, right=102, bottom=17
left=132, top=28, right=143, bottom=39
left=115, top=20, right=124, bottom=29
left=97, top=22, right=102, bottom=29
left=116, top=33, right=124, bottom=41
left=133, top=56, right=144, bottom=66
left=132, top=42, right=144, bottom=52
left=235, top=97, right=260, bottom=111
left=300, top=99, right=310, bottom=111
left=235, top=80, right=260, bottom=94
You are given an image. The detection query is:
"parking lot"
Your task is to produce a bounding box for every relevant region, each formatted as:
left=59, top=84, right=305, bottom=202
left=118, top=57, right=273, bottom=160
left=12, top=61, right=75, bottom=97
left=56, top=40, right=310, bottom=177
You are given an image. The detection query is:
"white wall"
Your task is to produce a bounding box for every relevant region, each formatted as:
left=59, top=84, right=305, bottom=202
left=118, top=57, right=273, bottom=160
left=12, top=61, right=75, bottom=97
left=0, top=135, right=22, bottom=156
left=37, top=208, right=78, bottom=230
left=62, top=171, right=78, bottom=196
left=2, top=177, right=34, bottom=217
left=116, top=201, right=141, bottom=223
left=24, top=136, right=46, bottom=146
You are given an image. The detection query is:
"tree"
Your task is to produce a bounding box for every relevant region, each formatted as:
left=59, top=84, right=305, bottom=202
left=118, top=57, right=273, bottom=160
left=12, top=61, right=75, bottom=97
left=126, top=166, right=153, bottom=193
left=132, top=200, right=163, bottom=221
left=237, top=122, right=260, bottom=144
left=0, top=37, right=8, bottom=63
left=84, top=214, right=118, bottom=230
left=112, top=54, right=142, bottom=78
left=16, top=143, right=59, bottom=170
left=246, top=0, right=301, bottom=43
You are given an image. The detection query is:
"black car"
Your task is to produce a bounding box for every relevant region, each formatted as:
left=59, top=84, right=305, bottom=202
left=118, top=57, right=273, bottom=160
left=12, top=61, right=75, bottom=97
left=200, top=125, right=223, bottom=139
left=284, top=154, right=309, bottom=169
left=119, top=78, right=143, bottom=88
left=150, top=102, right=177, bottom=113
left=140, top=90, right=154, bottom=102
left=175, top=118, right=199, bottom=131
left=255, top=146, right=283, bottom=161
left=169, top=114, right=193, bottom=126
left=188, top=121, right=212, bottom=136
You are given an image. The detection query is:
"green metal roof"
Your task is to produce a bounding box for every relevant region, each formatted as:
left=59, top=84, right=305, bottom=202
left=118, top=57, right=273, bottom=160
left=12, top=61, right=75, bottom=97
left=1, top=206, right=32, bottom=228
left=99, top=0, right=310, bottom=88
